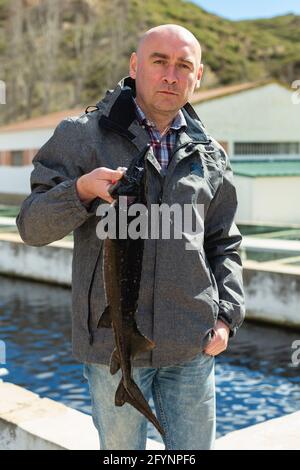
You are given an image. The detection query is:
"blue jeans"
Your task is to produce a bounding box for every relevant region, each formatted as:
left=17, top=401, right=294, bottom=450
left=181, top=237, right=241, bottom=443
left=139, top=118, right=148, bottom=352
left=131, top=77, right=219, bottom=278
left=83, top=352, right=215, bottom=450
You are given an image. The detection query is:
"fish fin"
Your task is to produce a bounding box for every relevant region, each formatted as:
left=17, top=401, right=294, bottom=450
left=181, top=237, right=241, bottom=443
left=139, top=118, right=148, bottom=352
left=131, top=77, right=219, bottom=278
left=131, top=330, right=156, bottom=358
left=109, top=348, right=121, bottom=375
left=97, top=305, right=112, bottom=328
left=115, top=379, right=165, bottom=437
left=115, top=380, right=126, bottom=406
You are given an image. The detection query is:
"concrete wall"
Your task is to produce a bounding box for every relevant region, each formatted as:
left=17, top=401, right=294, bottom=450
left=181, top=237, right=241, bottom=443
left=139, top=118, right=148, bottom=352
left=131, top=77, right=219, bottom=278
left=0, top=382, right=163, bottom=450
left=235, top=175, right=300, bottom=225
left=243, top=260, right=300, bottom=328
left=235, top=176, right=253, bottom=223
left=1, top=382, right=299, bottom=450
left=216, top=411, right=300, bottom=450
left=0, top=234, right=72, bottom=286
left=194, top=83, right=300, bottom=156
left=0, top=233, right=300, bottom=328
left=253, top=176, right=300, bottom=225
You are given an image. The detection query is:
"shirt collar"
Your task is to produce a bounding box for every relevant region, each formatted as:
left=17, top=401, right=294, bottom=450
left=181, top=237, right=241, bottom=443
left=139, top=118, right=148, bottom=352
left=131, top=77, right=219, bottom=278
left=133, top=97, right=187, bottom=133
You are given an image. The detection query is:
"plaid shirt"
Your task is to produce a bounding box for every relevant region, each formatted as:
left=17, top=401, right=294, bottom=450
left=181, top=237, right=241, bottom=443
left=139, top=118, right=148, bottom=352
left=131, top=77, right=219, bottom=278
left=133, top=98, right=187, bottom=172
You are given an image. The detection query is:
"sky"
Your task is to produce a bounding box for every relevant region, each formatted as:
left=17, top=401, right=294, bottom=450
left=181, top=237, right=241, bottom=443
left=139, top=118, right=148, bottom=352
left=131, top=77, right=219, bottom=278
left=192, top=0, right=300, bottom=20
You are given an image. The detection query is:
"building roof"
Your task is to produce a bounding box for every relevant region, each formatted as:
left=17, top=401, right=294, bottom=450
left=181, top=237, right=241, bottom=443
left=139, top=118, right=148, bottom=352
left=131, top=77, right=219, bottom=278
left=0, top=108, right=84, bottom=133
left=191, top=79, right=286, bottom=105
left=232, top=160, right=300, bottom=177
left=0, top=79, right=288, bottom=133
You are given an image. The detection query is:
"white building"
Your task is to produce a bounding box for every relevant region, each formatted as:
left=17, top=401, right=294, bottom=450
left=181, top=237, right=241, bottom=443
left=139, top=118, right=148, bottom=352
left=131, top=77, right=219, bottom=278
left=0, top=80, right=299, bottom=225
left=192, top=80, right=300, bottom=158
left=231, top=159, right=300, bottom=225
left=0, top=108, right=83, bottom=203
left=193, top=81, right=300, bottom=225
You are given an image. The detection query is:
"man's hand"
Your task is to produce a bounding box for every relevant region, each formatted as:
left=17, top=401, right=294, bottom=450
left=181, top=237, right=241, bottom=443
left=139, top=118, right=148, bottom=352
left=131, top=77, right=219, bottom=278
left=76, top=166, right=127, bottom=204
left=204, top=320, right=230, bottom=356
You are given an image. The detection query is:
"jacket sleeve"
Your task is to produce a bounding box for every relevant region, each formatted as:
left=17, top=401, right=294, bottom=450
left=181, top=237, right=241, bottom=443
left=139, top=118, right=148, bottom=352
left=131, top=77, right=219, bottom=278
left=204, top=149, right=245, bottom=336
left=16, top=118, right=101, bottom=246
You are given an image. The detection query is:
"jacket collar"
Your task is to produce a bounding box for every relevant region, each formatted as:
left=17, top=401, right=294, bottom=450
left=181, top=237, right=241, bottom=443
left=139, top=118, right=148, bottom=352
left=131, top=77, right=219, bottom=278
left=97, top=76, right=211, bottom=147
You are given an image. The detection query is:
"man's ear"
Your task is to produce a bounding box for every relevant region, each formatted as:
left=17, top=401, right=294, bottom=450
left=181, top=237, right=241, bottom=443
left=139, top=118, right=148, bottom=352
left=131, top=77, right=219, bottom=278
left=129, top=52, right=137, bottom=79
left=195, top=64, right=204, bottom=89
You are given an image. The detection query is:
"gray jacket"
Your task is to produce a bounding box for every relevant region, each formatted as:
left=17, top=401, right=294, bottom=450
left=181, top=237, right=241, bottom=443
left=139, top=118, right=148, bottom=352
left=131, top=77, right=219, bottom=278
left=16, top=76, right=245, bottom=367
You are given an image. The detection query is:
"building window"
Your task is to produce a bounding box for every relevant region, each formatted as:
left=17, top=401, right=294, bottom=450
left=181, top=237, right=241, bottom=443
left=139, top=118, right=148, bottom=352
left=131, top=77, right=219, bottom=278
left=234, top=142, right=300, bottom=155
left=10, top=151, right=24, bottom=166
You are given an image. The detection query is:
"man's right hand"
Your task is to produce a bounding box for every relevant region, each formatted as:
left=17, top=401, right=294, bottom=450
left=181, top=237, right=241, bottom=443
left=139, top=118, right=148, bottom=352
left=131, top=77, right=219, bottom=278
left=76, top=166, right=127, bottom=204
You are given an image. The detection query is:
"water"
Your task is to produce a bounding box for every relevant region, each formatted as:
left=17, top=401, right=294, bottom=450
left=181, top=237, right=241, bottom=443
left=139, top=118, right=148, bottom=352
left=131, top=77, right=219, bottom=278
left=0, top=275, right=300, bottom=443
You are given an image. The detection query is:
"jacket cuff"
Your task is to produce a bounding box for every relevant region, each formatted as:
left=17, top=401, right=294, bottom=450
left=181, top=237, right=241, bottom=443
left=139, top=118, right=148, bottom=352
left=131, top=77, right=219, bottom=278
left=72, top=178, right=102, bottom=215
left=217, top=311, right=238, bottom=338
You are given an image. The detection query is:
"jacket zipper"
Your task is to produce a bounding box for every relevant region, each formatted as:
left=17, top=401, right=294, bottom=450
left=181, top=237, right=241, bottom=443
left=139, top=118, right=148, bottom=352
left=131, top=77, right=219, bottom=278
left=152, top=138, right=212, bottom=361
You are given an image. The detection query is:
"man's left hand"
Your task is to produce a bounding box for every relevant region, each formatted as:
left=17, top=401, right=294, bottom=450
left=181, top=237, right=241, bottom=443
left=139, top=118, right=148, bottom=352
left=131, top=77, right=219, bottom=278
left=204, top=320, right=230, bottom=356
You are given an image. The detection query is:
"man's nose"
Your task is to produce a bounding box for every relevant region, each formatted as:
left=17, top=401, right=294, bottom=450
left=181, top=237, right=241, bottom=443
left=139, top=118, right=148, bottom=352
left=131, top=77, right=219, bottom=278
left=162, top=65, right=178, bottom=84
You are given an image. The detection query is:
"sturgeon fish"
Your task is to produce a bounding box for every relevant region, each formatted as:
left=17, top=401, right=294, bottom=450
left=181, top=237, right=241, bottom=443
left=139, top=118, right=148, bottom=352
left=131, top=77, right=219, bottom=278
left=98, top=144, right=165, bottom=437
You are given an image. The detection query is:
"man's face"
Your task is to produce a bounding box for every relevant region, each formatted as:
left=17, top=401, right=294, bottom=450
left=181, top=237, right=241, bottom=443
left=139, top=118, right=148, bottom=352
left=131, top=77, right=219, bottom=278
left=129, top=32, right=203, bottom=116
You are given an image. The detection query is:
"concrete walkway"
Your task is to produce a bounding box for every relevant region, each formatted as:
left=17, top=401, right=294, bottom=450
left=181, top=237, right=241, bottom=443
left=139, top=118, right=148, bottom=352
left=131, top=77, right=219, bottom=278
left=1, top=233, right=300, bottom=328
left=215, top=411, right=300, bottom=450
left=0, top=382, right=163, bottom=450
left=0, top=382, right=299, bottom=450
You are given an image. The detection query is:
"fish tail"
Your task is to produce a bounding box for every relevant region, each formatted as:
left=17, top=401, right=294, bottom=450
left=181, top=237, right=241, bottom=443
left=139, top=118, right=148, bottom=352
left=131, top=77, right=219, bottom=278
left=115, top=379, right=165, bottom=437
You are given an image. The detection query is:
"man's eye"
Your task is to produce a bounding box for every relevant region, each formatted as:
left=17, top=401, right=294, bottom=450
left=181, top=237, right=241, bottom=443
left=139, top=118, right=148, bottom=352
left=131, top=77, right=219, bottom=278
left=179, top=63, right=189, bottom=69
left=154, top=60, right=165, bottom=64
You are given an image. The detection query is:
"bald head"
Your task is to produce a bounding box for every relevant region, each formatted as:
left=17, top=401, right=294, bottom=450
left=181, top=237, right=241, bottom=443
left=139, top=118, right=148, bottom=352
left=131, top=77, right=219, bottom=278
left=137, top=24, right=202, bottom=66
left=129, top=23, right=204, bottom=127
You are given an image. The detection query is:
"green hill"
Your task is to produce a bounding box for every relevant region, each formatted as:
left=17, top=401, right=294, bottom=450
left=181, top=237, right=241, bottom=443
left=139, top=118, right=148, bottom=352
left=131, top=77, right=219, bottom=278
left=0, top=0, right=299, bottom=125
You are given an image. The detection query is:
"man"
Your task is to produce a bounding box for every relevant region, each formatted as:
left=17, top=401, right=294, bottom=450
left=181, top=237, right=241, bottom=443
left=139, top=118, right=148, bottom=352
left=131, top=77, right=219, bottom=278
left=17, top=24, right=245, bottom=450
